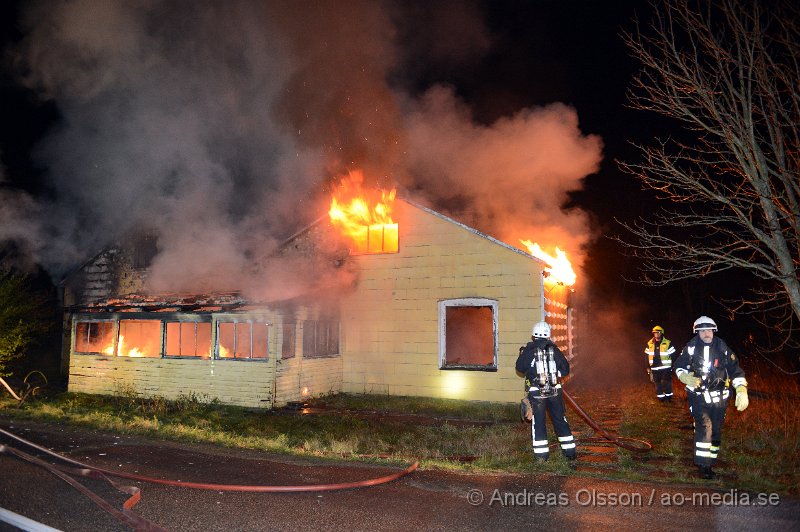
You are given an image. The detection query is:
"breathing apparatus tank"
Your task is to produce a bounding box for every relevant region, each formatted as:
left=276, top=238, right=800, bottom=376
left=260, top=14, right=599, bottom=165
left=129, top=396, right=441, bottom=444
left=535, top=345, right=559, bottom=397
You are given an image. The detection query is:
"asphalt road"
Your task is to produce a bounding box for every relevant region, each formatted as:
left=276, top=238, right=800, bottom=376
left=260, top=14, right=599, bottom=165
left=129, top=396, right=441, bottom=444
left=1, top=419, right=798, bottom=532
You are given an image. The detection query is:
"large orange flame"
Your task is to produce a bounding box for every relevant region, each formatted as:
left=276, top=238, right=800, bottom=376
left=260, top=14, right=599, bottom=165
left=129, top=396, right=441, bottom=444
left=519, top=240, right=577, bottom=286
left=328, top=170, right=398, bottom=254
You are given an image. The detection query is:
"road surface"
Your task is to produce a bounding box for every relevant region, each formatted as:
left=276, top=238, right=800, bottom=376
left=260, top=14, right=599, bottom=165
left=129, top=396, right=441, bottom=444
left=1, top=419, right=797, bottom=531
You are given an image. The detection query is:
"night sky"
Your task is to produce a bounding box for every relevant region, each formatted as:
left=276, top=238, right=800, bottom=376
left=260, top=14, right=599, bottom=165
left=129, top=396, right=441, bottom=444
left=0, top=1, right=761, bottom=361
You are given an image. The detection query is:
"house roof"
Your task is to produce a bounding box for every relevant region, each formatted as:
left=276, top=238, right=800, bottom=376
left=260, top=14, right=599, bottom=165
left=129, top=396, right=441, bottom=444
left=66, top=291, right=250, bottom=313
left=65, top=193, right=549, bottom=312
left=400, top=197, right=547, bottom=266
left=278, top=195, right=548, bottom=268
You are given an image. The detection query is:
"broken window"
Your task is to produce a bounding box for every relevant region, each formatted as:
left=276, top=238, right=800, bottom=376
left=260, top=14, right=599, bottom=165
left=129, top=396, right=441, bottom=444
left=281, top=323, right=296, bottom=359
left=216, top=320, right=269, bottom=360
left=74, top=321, right=114, bottom=354
left=439, top=299, right=498, bottom=370
left=302, top=320, right=340, bottom=358
left=165, top=321, right=212, bottom=358
left=117, top=319, right=162, bottom=358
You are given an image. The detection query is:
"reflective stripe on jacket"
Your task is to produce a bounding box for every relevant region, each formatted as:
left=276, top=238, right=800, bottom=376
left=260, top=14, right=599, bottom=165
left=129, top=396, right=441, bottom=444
left=645, top=338, right=675, bottom=367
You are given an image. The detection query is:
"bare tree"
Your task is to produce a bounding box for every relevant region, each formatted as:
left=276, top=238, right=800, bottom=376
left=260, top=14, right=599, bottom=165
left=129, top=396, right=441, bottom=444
left=618, top=0, right=800, bottom=349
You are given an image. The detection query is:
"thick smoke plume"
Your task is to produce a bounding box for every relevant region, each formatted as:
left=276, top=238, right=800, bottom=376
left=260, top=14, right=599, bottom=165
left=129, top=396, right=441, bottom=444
left=2, top=0, right=602, bottom=299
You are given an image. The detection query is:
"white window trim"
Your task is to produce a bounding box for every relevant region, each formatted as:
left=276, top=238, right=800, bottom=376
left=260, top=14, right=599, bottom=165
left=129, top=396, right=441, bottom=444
left=438, top=298, right=499, bottom=371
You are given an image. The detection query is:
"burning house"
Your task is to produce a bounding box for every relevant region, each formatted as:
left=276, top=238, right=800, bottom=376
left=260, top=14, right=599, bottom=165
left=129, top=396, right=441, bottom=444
left=62, top=181, right=577, bottom=408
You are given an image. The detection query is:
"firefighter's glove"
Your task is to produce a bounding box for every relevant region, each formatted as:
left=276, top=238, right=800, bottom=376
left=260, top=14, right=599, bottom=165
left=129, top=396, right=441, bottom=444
left=678, top=372, right=701, bottom=388
left=735, top=386, right=749, bottom=412
left=520, top=397, right=533, bottom=422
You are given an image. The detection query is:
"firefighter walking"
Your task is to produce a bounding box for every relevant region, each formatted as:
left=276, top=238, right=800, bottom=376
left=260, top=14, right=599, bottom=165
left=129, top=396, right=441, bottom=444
left=645, top=325, right=676, bottom=402
left=516, top=321, right=576, bottom=462
left=674, top=316, right=749, bottom=479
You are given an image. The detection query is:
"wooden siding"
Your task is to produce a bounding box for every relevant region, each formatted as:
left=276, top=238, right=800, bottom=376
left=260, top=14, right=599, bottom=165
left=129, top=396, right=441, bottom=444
left=64, top=200, right=573, bottom=408
left=274, top=356, right=344, bottom=404
left=69, top=355, right=277, bottom=408
left=67, top=308, right=345, bottom=408
left=340, top=199, right=547, bottom=403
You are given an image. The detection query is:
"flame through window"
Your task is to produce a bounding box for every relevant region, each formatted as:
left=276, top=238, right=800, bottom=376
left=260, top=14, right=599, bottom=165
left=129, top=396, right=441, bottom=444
left=117, top=320, right=161, bottom=358
left=328, top=169, right=399, bottom=255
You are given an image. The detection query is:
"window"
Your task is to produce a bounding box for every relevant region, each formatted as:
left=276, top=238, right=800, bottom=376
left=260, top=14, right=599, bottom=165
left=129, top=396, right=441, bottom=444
left=439, top=298, right=498, bottom=370
left=75, top=321, right=114, bottom=354
left=281, top=323, right=296, bottom=359
left=302, top=320, right=340, bottom=358
left=117, top=319, right=162, bottom=358
left=216, top=320, right=269, bottom=359
left=165, top=322, right=212, bottom=358
left=132, top=232, right=159, bottom=269
left=350, top=223, right=399, bottom=254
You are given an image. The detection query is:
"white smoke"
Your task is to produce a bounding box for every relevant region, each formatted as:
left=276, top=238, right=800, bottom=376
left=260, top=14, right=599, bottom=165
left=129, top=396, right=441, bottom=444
left=402, top=86, right=602, bottom=272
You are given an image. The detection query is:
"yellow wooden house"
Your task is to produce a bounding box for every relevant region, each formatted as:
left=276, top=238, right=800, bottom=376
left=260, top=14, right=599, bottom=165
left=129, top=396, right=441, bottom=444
left=63, top=198, right=576, bottom=407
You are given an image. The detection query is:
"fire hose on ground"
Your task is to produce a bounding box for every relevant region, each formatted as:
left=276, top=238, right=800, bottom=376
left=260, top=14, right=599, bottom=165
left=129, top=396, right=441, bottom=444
left=1, top=389, right=649, bottom=529
left=0, top=426, right=418, bottom=531
left=562, top=389, right=652, bottom=453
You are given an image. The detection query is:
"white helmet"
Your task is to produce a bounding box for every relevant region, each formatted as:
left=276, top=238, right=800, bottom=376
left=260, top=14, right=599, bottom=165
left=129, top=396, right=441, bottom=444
left=532, top=321, right=551, bottom=339
left=693, top=316, right=718, bottom=333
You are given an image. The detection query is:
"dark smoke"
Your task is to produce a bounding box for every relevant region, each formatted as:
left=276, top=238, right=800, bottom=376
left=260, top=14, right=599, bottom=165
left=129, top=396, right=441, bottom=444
left=2, top=0, right=602, bottom=300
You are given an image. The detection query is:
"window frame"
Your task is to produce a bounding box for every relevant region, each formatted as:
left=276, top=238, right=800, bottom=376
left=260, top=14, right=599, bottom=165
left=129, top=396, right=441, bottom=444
left=164, top=320, right=213, bottom=359
left=73, top=319, right=116, bottom=355
left=116, top=318, right=164, bottom=358
left=131, top=231, right=159, bottom=270
left=302, top=320, right=340, bottom=359
left=214, top=319, right=271, bottom=361
left=281, top=322, right=297, bottom=359
left=438, top=298, right=498, bottom=371
left=348, top=223, right=399, bottom=255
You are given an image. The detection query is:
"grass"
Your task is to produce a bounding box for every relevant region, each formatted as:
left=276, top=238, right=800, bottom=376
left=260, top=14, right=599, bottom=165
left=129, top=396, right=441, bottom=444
left=607, top=366, right=800, bottom=495
left=1, top=371, right=798, bottom=496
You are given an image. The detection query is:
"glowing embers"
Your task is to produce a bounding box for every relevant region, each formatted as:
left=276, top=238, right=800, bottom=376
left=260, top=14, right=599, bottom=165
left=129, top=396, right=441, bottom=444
left=519, top=240, right=577, bottom=286
left=328, top=170, right=398, bottom=254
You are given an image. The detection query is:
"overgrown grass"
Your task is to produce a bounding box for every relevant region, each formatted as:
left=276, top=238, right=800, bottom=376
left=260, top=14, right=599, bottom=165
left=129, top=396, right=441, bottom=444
left=607, top=367, right=800, bottom=496
left=1, top=374, right=798, bottom=496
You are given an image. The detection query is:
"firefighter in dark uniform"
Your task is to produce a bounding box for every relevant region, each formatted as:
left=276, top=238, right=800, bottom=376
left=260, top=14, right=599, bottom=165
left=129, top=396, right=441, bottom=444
left=645, top=325, right=676, bottom=401
left=674, top=316, right=749, bottom=479
left=516, top=321, right=576, bottom=462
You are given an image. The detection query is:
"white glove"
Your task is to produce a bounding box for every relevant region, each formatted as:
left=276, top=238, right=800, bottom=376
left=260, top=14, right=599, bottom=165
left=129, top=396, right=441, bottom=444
left=735, top=386, right=749, bottom=412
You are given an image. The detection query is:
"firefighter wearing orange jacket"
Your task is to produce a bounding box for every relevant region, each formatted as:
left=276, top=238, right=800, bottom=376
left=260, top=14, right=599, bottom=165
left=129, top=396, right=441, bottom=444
left=674, top=316, right=748, bottom=480
left=645, top=325, right=676, bottom=402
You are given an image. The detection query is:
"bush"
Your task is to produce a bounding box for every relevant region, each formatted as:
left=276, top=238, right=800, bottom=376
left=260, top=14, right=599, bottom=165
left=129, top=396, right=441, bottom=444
left=0, top=270, right=55, bottom=378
